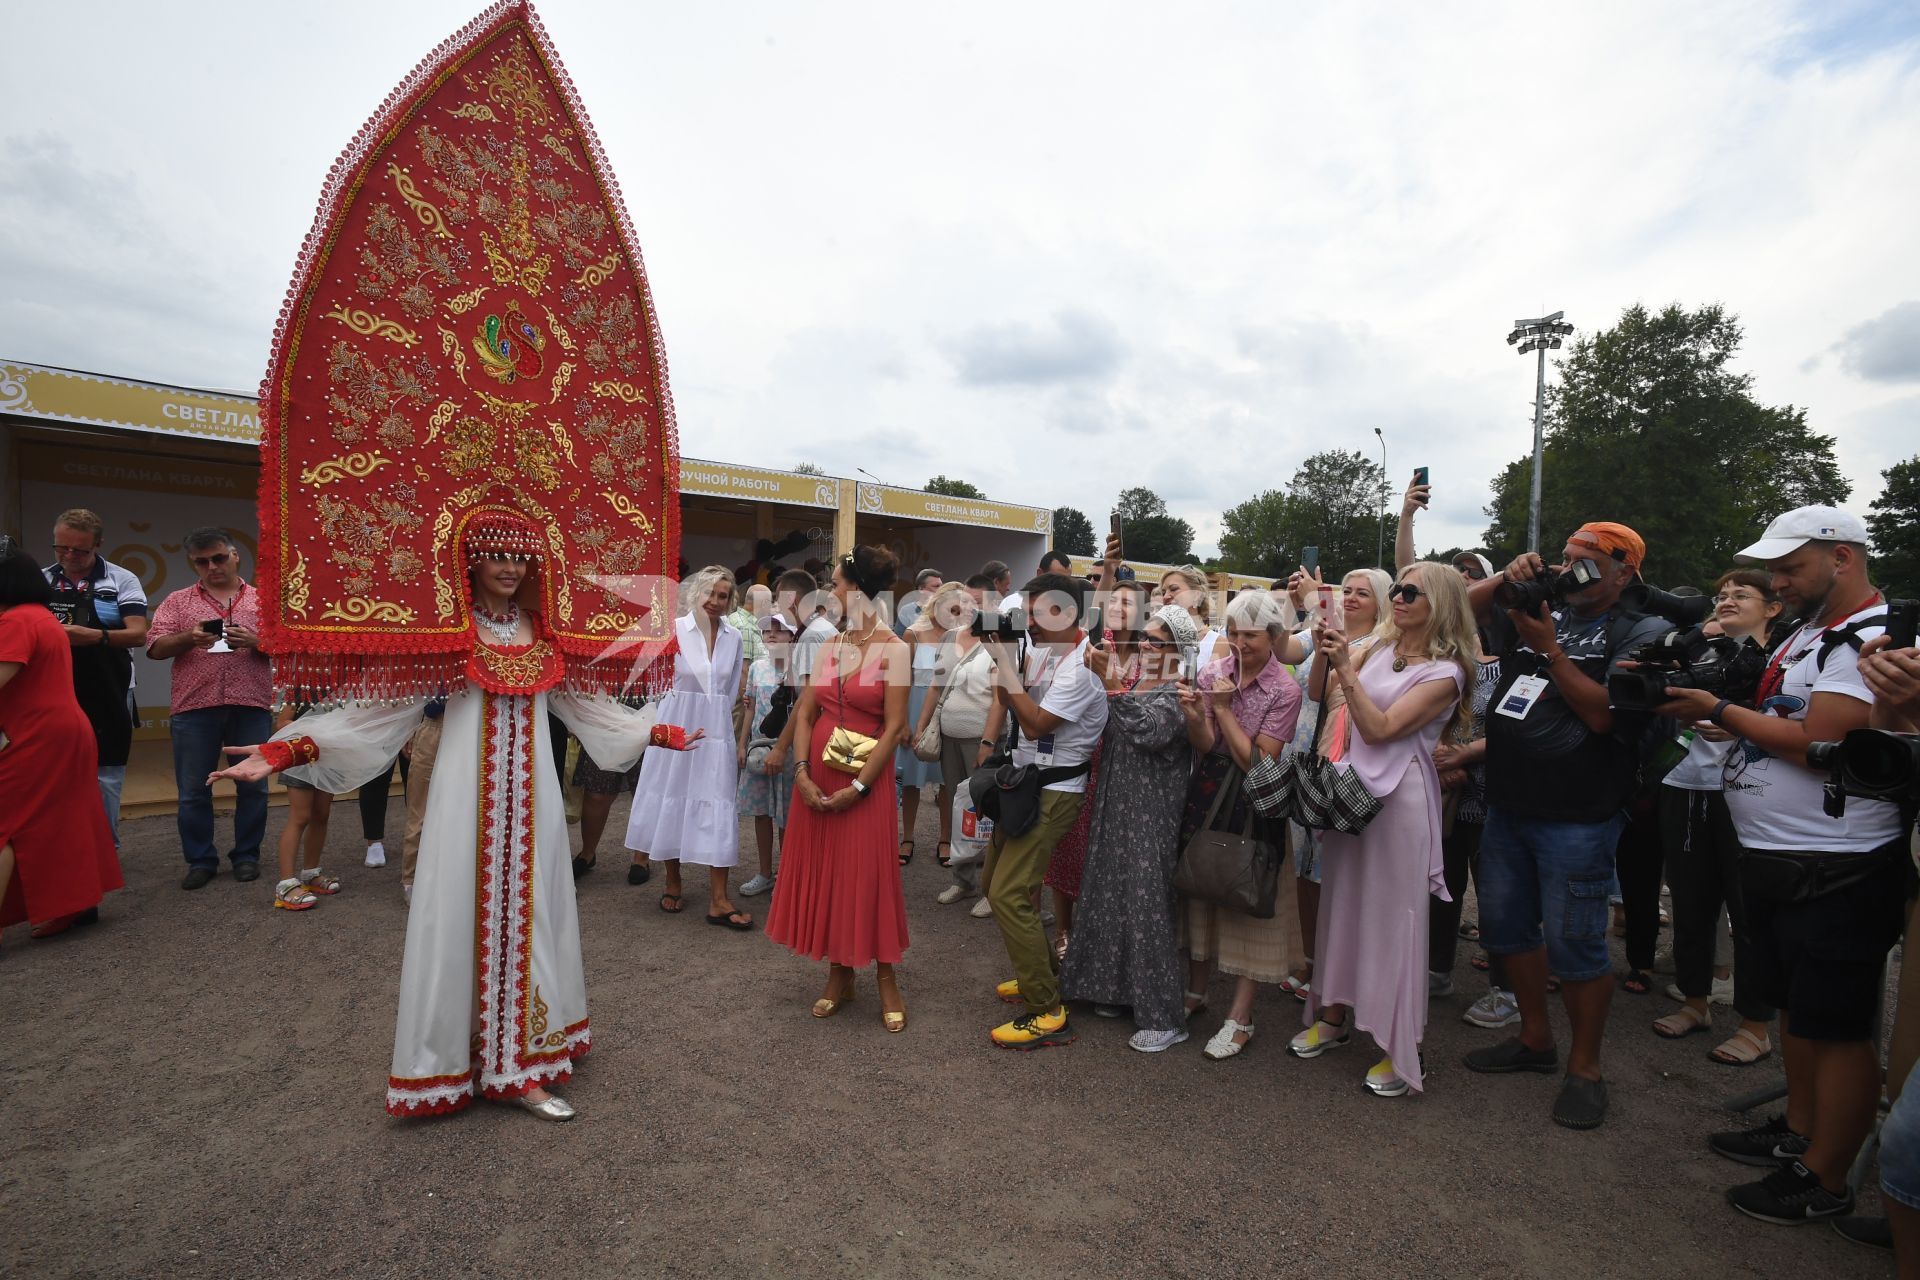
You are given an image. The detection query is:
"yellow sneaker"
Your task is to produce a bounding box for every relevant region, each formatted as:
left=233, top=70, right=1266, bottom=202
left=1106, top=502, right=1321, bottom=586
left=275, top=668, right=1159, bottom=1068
left=994, top=978, right=1024, bottom=1004
left=1365, top=1055, right=1410, bottom=1097
left=990, top=1007, right=1073, bottom=1050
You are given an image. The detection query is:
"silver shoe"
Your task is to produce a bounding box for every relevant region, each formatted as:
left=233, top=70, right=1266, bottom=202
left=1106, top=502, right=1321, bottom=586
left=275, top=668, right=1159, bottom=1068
left=517, top=1093, right=576, bottom=1122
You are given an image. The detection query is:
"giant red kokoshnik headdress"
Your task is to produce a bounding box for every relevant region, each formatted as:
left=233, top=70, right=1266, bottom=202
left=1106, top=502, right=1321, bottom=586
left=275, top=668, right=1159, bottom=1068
left=257, top=0, right=679, bottom=702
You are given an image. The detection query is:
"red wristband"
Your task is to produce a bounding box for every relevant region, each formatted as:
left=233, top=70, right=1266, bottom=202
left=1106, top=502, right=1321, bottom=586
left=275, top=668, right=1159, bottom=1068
left=649, top=724, right=688, bottom=751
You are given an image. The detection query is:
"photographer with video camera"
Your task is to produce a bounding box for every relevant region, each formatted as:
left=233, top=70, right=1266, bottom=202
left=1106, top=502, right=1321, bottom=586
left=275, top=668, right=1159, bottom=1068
left=971, top=573, right=1110, bottom=1050
left=1460, top=522, right=1668, bottom=1131
left=1652, top=507, right=1909, bottom=1226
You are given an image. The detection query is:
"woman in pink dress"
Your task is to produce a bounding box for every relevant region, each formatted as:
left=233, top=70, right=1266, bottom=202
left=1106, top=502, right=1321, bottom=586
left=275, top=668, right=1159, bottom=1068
left=764, top=546, right=912, bottom=1031
left=1290, top=562, right=1476, bottom=1097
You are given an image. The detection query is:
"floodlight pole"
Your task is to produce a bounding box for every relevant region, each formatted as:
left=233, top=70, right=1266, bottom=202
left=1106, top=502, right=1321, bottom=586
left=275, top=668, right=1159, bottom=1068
left=1507, top=310, right=1570, bottom=554
left=1374, top=427, right=1388, bottom=569
left=1528, top=342, right=1547, bottom=553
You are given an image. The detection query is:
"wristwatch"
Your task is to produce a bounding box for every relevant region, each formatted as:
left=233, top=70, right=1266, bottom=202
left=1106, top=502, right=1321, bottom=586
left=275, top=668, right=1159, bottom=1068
left=850, top=778, right=870, bottom=797
left=98, top=627, right=110, bottom=645
left=980, top=738, right=996, bottom=748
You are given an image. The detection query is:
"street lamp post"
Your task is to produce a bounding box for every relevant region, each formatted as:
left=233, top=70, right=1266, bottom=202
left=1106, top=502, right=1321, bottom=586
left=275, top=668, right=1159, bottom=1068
left=1373, top=426, right=1388, bottom=569
left=1507, top=312, right=1574, bottom=553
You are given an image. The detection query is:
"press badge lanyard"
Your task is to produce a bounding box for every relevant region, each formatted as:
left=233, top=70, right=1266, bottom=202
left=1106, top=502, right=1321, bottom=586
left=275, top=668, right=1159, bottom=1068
left=1024, top=641, right=1070, bottom=765
left=1497, top=611, right=1605, bottom=721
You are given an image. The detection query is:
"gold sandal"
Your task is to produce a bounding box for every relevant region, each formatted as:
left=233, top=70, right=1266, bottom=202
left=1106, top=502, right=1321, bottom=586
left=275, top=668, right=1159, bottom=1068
left=301, top=868, right=342, bottom=896
left=812, top=967, right=855, bottom=1018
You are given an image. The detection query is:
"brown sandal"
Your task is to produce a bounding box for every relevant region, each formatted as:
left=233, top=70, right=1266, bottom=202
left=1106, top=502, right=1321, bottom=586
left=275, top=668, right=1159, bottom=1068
left=1710, top=1026, right=1773, bottom=1066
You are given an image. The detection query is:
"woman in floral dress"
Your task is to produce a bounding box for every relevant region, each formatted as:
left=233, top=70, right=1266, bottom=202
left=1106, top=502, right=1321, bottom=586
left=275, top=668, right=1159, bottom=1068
left=1058, top=599, right=1197, bottom=1052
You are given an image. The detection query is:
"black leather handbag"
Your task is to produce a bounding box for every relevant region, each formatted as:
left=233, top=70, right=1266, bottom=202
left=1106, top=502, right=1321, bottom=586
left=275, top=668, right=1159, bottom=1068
left=1172, top=765, right=1282, bottom=918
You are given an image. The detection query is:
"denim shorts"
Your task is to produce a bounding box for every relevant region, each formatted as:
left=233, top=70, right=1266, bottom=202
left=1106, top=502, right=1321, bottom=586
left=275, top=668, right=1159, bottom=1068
left=1885, top=1077, right=1920, bottom=1210
left=1476, top=806, right=1626, bottom=983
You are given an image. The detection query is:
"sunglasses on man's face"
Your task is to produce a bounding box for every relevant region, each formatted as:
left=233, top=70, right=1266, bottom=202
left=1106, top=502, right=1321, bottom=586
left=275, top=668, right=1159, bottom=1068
left=1387, top=583, right=1426, bottom=603
left=191, top=552, right=232, bottom=568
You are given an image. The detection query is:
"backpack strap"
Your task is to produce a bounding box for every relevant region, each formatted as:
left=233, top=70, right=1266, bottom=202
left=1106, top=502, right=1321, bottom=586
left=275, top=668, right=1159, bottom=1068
left=1814, top=606, right=1886, bottom=673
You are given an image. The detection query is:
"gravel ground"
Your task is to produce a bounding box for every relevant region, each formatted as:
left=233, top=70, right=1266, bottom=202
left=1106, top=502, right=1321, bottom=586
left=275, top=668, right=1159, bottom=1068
left=1, top=793, right=1894, bottom=1280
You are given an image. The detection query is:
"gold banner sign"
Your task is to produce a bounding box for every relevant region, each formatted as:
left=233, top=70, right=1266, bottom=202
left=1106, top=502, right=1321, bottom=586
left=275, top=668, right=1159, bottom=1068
left=854, top=482, right=1052, bottom=534
left=678, top=458, right=842, bottom=509
left=1, top=362, right=260, bottom=444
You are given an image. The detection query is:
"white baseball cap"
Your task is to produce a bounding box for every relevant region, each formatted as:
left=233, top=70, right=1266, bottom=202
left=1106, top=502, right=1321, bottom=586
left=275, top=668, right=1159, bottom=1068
left=1735, top=505, right=1869, bottom=562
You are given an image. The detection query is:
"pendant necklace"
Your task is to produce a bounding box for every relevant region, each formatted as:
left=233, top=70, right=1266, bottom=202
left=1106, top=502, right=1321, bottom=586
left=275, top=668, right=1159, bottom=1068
left=476, top=600, right=521, bottom=645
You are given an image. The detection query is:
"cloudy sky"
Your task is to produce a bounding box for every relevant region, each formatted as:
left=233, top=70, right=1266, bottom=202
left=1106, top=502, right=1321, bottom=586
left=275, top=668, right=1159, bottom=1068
left=5, top=1, right=1917, bottom=559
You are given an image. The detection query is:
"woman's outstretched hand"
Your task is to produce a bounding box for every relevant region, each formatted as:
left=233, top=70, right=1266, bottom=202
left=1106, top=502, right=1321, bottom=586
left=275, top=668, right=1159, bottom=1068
left=208, top=744, right=273, bottom=785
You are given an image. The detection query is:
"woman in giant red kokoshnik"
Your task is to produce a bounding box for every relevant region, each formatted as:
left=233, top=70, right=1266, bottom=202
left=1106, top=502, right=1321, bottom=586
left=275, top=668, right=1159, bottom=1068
left=215, top=515, right=676, bottom=1120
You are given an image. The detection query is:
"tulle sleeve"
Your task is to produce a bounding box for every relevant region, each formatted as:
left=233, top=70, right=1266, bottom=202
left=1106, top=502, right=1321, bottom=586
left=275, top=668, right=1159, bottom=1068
left=276, top=700, right=428, bottom=794
left=548, top=691, right=656, bottom=776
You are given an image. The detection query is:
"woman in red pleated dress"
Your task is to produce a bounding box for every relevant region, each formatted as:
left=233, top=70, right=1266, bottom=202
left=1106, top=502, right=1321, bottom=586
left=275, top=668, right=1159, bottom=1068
left=765, top=545, right=912, bottom=1031
left=0, top=541, right=123, bottom=940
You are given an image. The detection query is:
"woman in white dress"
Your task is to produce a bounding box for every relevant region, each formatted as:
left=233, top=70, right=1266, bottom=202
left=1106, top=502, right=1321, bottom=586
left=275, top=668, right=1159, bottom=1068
left=625, top=566, right=751, bottom=927
left=212, top=515, right=675, bottom=1121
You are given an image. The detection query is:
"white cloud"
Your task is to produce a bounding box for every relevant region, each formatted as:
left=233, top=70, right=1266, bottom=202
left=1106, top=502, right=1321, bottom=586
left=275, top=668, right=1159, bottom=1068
left=3, top=0, right=1918, bottom=563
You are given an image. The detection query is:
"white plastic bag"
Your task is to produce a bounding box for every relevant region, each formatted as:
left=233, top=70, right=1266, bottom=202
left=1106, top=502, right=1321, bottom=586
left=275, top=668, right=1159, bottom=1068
left=949, top=787, right=992, bottom=864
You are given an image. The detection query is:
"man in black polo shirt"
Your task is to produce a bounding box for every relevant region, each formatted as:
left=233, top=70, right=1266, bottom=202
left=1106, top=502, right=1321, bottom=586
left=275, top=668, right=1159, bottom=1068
left=44, top=508, right=149, bottom=844
left=1461, top=521, right=1666, bottom=1130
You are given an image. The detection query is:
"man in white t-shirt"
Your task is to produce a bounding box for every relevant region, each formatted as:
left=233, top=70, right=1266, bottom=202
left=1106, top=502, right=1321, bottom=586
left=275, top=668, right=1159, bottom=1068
left=1657, top=505, right=1909, bottom=1227
left=975, top=572, right=1109, bottom=1050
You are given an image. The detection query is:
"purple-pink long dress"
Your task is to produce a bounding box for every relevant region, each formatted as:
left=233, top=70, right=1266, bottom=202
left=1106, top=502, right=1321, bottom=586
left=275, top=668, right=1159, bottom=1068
left=1309, top=654, right=1462, bottom=1091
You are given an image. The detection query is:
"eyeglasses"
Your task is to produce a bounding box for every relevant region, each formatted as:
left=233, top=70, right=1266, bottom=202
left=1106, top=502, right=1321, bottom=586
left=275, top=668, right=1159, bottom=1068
left=1141, top=633, right=1171, bottom=648
left=1454, top=563, right=1487, bottom=580
left=1387, top=583, right=1427, bottom=603
left=191, top=552, right=232, bottom=568
left=51, top=544, right=96, bottom=558
left=1713, top=590, right=1764, bottom=604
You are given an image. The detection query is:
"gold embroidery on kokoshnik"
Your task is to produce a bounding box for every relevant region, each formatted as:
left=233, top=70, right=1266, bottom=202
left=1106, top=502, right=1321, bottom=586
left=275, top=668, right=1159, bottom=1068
left=327, top=305, right=420, bottom=349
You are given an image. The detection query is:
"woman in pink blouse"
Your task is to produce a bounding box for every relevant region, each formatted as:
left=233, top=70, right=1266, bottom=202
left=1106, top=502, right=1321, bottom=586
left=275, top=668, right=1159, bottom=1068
left=1178, top=592, right=1304, bottom=1060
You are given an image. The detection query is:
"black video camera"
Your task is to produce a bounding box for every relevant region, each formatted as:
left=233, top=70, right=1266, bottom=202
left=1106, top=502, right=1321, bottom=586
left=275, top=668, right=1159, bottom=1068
left=1623, top=581, right=1715, bottom=628
left=1491, top=558, right=1604, bottom=614
left=1807, top=729, right=1920, bottom=817
left=1606, top=625, right=1769, bottom=711
left=970, top=605, right=1027, bottom=643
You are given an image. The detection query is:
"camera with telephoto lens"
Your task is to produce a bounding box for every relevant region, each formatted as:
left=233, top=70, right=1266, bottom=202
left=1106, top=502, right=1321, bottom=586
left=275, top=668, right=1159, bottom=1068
left=1606, top=625, right=1769, bottom=711
left=1807, top=729, right=1920, bottom=817
left=1491, top=558, right=1605, bottom=614
left=970, top=604, right=1026, bottom=643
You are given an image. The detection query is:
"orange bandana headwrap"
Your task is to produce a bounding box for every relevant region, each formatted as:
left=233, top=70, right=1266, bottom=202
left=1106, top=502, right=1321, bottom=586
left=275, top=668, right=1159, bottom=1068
left=1572, top=522, right=1646, bottom=571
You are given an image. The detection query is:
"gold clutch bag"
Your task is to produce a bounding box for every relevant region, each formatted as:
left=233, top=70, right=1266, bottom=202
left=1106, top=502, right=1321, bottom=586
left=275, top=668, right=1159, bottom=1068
left=822, top=726, right=878, bottom=774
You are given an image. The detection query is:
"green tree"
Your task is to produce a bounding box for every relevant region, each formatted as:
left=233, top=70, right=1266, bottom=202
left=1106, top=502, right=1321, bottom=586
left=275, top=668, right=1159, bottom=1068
left=793, top=461, right=826, bottom=476
left=1218, top=450, right=1396, bottom=577
left=1869, top=455, right=1920, bottom=600
left=1113, top=487, right=1195, bottom=563
left=1051, top=506, right=1096, bottom=556
left=925, top=475, right=986, bottom=499
left=1482, top=303, right=1850, bottom=587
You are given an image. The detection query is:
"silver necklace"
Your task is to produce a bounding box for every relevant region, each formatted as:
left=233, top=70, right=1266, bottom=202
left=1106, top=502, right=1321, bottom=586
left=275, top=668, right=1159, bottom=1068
left=476, top=599, right=521, bottom=644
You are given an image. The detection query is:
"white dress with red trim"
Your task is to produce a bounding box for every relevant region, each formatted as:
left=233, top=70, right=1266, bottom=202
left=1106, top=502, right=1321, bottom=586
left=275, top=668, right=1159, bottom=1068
left=274, top=631, right=653, bottom=1117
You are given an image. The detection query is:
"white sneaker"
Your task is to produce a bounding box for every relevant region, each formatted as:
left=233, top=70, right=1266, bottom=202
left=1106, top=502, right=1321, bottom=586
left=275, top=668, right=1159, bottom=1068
left=1429, top=970, right=1454, bottom=997
left=937, top=883, right=971, bottom=905
left=1094, top=1004, right=1125, bottom=1018
left=970, top=897, right=994, bottom=919
left=1464, top=988, right=1521, bottom=1028
left=1129, top=1028, right=1190, bottom=1053
left=1664, top=976, right=1735, bottom=1005
left=1204, top=1019, right=1255, bottom=1060
left=364, top=841, right=387, bottom=868
left=401, top=881, right=412, bottom=906
left=738, top=873, right=774, bottom=897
